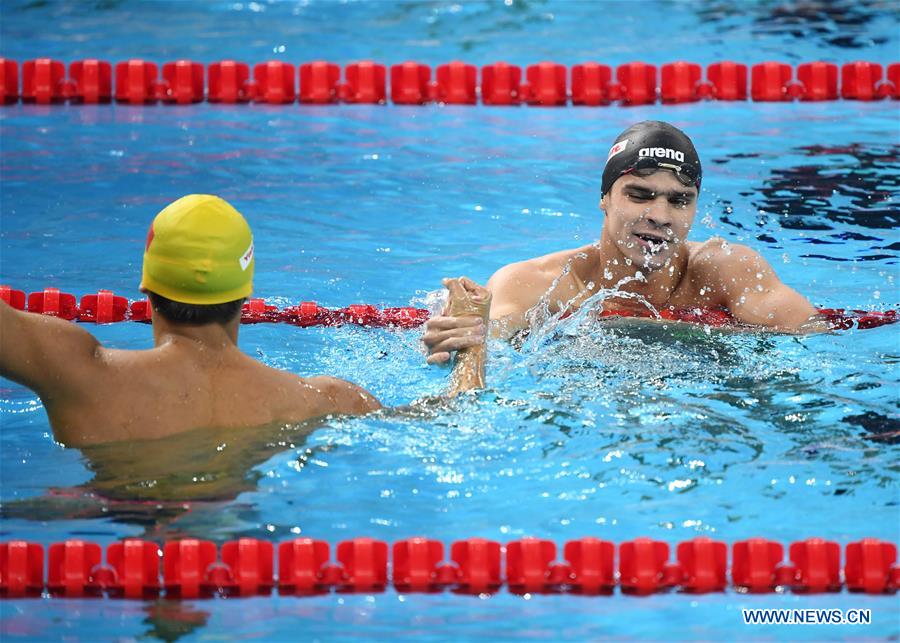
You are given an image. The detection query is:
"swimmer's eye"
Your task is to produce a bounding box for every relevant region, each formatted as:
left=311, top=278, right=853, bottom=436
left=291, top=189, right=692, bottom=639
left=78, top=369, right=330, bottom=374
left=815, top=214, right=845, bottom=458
left=626, top=191, right=653, bottom=202
left=670, top=197, right=691, bottom=208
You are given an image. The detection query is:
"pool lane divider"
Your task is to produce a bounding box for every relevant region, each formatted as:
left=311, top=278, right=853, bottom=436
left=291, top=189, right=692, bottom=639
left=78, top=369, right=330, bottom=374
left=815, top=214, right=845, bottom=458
left=0, top=537, right=897, bottom=599
left=0, top=58, right=898, bottom=106
left=1, top=285, right=896, bottom=331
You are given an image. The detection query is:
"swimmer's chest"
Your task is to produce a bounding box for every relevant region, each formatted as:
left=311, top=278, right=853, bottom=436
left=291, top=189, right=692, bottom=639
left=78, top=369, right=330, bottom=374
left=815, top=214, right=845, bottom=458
left=554, top=263, right=719, bottom=316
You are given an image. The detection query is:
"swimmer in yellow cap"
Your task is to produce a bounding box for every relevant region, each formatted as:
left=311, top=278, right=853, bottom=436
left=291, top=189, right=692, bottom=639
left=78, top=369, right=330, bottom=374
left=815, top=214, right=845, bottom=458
left=0, top=194, right=383, bottom=447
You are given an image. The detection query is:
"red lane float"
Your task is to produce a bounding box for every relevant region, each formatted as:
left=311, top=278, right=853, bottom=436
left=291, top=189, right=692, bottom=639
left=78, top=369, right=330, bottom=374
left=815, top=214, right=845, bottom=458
left=254, top=61, right=295, bottom=104
left=164, top=539, right=218, bottom=599
left=0, top=285, right=895, bottom=331
left=661, top=61, right=702, bottom=104
left=888, top=63, right=900, bottom=99
left=278, top=538, right=331, bottom=595
left=0, top=542, right=43, bottom=598
left=390, top=61, right=431, bottom=105
left=115, top=59, right=160, bottom=104
left=0, top=285, right=25, bottom=310
left=435, top=61, right=477, bottom=104
left=614, top=62, right=657, bottom=105
left=450, top=538, right=503, bottom=594
left=563, top=537, right=616, bottom=594
left=299, top=61, right=341, bottom=104
left=22, top=58, right=66, bottom=104
left=79, top=290, right=129, bottom=323
left=47, top=540, right=103, bottom=597
left=524, top=62, right=567, bottom=106
left=392, top=538, right=446, bottom=593
left=619, top=537, right=672, bottom=594
left=221, top=538, right=274, bottom=596
left=571, top=63, right=612, bottom=106
left=481, top=61, right=521, bottom=105
left=704, top=61, right=748, bottom=100
left=104, top=539, right=161, bottom=599
left=752, top=61, right=794, bottom=102
left=797, top=62, right=839, bottom=101
left=69, top=59, right=113, bottom=104
left=786, top=538, right=842, bottom=593
left=0, top=58, right=18, bottom=104
left=335, top=538, right=388, bottom=593
left=2, top=58, right=897, bottom=106
left=677, top=537, right=728, bottom=593
left=341, top=61, right=386, bottom=104
left=2, top=537, right=897, bottom=598
left=208, top=60, right=252, bottom=103
left=842, top=61, right=883, bottom=100
left=845, top=539, right=898, bottom=594
left=25, top=287, right=79, bottom=320
left=161, top=60, right=204, bottom=104
left=732, top=538, right=784, bottom=593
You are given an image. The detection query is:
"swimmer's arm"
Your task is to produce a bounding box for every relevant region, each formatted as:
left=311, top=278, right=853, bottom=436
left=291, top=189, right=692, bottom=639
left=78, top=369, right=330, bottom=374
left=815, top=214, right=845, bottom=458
left=485, top=263, right=543, bottom=338
left=443, top=277, right=492, bottom=397
left=423, top=266, right=537, bottom=365
left=714, top=244, right=819, bottom=331
left=0, top=299, right=101, bottom=399
left=304, top=375, right=382, bottom=415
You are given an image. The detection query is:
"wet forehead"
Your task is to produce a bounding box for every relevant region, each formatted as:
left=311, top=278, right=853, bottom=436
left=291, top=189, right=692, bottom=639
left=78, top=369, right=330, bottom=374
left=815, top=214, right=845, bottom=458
left=617, top=171, right=698, bottom=198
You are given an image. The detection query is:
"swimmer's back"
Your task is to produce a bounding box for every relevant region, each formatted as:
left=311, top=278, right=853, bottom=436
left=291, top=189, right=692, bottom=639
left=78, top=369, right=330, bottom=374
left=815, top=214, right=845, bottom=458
left=2, top=306, right=380, bottom=447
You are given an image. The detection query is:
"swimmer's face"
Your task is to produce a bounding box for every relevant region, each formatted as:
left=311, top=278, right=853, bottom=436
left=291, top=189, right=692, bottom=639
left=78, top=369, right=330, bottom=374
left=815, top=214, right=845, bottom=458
left=600, top=169, right=698, bottom=271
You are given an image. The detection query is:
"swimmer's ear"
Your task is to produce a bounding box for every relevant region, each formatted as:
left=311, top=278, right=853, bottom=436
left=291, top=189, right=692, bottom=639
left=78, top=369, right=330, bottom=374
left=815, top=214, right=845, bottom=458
left=599, top=194, right=608, bottom=211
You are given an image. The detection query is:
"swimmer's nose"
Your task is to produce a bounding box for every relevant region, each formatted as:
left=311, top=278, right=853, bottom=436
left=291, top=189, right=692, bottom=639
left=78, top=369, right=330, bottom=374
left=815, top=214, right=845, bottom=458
left=644, top=201, right=673, bottom=229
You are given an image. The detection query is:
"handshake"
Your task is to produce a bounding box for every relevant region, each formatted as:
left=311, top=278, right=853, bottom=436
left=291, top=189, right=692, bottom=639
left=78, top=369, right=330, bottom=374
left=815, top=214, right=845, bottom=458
left=423, top=277, right=492, bottom=396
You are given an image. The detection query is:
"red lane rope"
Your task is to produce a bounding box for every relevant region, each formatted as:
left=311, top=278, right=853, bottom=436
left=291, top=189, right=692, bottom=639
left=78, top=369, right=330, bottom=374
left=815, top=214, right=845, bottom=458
left=1, top=537, right=897, bottom=598
left=1, top=285, right=896, bottom=331
left=1, top=58, right=898, bottom=106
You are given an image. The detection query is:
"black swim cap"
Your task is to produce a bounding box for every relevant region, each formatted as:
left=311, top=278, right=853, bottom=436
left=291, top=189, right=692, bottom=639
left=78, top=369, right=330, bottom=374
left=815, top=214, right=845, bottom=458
left=601, top=121, right=702, bottom=197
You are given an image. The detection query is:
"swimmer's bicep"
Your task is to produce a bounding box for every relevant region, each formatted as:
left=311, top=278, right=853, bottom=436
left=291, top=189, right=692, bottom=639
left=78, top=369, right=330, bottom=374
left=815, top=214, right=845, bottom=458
left=486, top=265, right=536, bottom=333
left=305, top=375, right=382, bottom=415
left=714, top=246, right=817, bottom=330
left=734, top=284, right=819, bottom=331
left=0, top=301, right=101, bottom=394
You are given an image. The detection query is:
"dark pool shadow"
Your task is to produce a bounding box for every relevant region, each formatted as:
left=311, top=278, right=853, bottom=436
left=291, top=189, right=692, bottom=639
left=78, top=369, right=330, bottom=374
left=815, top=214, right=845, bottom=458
left=142, top=600, right=210, bottom=643
left=0, top=418, right=326, bottom=540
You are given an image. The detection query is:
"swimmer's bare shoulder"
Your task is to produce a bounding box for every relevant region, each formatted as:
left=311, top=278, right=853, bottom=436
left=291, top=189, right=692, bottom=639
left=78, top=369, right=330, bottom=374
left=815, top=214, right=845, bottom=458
left=0, top=299, right=102, bottom=404
left=298, top=375, right=382, bottom=416
left=687, top=237, right=818, bottom=330
left=487, top=246, right=591, bottom=326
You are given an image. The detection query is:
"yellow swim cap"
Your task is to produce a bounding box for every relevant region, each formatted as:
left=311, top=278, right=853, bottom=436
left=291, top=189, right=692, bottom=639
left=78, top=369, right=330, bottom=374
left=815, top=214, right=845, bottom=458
left=140, top=195, right=254, bottom=305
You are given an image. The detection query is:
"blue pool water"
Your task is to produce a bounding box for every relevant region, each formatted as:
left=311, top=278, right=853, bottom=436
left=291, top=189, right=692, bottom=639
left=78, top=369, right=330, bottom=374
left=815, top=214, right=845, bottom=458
left=1, top=1, right=899, bottom=640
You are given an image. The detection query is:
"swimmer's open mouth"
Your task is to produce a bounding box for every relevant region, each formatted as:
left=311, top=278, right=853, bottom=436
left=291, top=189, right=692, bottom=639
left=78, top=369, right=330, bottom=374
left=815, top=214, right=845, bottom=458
left=634, top=232, right=668, bottom=252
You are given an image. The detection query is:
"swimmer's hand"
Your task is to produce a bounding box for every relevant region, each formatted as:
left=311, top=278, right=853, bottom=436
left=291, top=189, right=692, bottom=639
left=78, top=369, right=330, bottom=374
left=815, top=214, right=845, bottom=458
left=423, top=277, right=491, bottom=365
left=444, top=277, right=491, bottom=397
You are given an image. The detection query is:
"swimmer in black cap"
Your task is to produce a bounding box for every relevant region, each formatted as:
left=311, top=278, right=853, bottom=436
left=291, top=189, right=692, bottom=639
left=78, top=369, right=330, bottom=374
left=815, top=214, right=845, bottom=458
left=424, top=120, right=820, bottom=367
